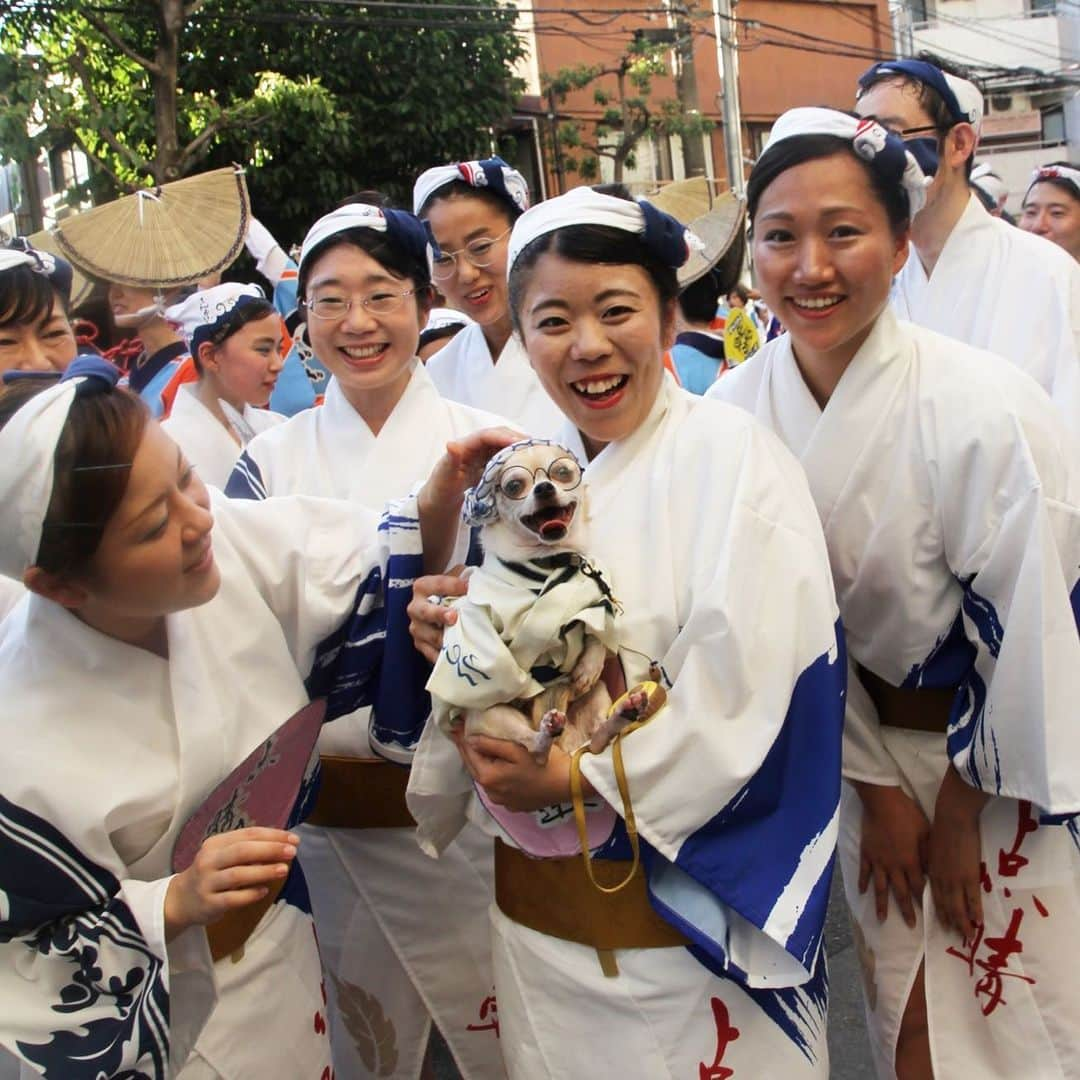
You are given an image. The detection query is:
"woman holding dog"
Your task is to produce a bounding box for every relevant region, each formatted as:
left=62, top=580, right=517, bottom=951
left=710, top=108, right=1080, bottom=1078
left=407, top=184, right=846, bottom=1077
left=413, top=157, right=565, bottom=436
left=225, top=202, right=511, bottom=1080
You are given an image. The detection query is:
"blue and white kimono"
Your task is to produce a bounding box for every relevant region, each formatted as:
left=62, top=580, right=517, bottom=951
left=407, top=377, right=845, bottom=1078
left=0, top=490, right=422, bottom=1078
left=711, top=308, right=1080, bottom=1078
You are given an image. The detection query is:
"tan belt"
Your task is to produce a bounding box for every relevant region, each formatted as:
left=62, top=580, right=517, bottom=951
left=494, top=838, right=689, bottom=976
left=858, top=665, right=955, bottom=734
left=304, top=755, right=416, bottom=829
left=206, top=876, right=285, bottom=963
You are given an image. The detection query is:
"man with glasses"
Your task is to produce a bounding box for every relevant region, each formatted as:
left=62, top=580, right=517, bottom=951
left=856, top=59, right=1078, bottom=434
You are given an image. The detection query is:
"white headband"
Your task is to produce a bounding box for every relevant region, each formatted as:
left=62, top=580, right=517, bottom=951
left=298, top=203, right=435, bottom=280
left=412, top=158, right=530, bottom=217
left=1026, top=165, right=1080, bottom=202
left=506, top=186, right=704, bottom=274
left=164, top=282, right=265, bottom=349
left=763, top=107, right=931, bottom=218
left=0, top=379, right=82, bottom=579
left=0, top=250, right=36, bottom=274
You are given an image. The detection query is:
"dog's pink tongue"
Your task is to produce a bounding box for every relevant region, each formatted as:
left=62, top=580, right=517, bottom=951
left=539, top=519, right=568, bottom=539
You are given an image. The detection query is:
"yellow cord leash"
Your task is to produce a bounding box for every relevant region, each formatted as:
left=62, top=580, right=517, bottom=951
left=569, top=681, right=667, bottom=895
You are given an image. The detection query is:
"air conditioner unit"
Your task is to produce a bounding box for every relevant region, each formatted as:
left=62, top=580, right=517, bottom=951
left=991, top=95, right=1014, bottom=112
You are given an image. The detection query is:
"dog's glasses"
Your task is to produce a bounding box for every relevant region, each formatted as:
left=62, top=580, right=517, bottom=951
left=498, top=457, right=582, bottom=500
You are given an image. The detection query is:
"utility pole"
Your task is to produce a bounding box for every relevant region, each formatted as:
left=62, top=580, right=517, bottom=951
left=673, top=5, right=707, bottom=178
left=546, top=85, right=567, bottom=195
left=712, top=0, right=745, bottom=195
left=890, top=1, right=913, bottom=58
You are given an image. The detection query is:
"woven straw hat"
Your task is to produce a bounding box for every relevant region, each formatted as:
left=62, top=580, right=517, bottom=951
left=26, top=230, right=95, bottom=308
left=55, top=167, right=250, bottom=288
left=648, top=177, right=746, bottom=289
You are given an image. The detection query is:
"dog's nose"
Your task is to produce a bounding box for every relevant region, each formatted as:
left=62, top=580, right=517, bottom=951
left=533, top=480, right=556, bottom=499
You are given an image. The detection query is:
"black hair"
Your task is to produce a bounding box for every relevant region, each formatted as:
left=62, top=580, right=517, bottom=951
left=0, top=265, right=69, bottom=327
left=971, top=181, right=997, bottom=213
left=418, top=322, right=464, bottom=353
left=0, top=379, right=148, bottom=576
left=679, top=271, right=723, bottom=324
left=337, top=190, right=395, bottom=210
left=1026, top=161, right=1080, bottom=205
left=747, top=133, right=911, bottom=235
left=859, top=69, right=975, bottom=179
left=193, top=297, right=278, bottom=374
left=507, top=184, right=679, bottom=335
left=417, top=180, right=522, bottom=226
left=297, top=226, right=433, bottom=302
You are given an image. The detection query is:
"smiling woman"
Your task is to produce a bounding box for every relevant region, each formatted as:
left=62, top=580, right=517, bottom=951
left=0, top=355, right=509, bottom=1079
left=0, top=244, right=78, bottom=375
left=405, top=183, right=846, bottom=1078
left=711, top=107, right=1080, bottom=1080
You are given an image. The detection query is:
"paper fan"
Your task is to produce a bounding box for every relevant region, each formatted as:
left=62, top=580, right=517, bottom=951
left=26, top=229, right=96, bottom=308
left=56, top=167, right=250, bottom=288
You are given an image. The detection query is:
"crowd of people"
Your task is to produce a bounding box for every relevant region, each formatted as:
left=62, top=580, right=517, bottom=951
left=0, top=56, right=1078, bottom=1080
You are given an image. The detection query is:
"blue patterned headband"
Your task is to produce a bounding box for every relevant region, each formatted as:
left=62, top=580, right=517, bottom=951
left=462, top=438, right=582, bottom=527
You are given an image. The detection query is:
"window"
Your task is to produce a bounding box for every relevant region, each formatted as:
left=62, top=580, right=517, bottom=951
left=1042, top=105, right=1066, bottom=145
left=652, top=134, right=674, bottom=184
left=1028, top=0, right=1057, bottom=14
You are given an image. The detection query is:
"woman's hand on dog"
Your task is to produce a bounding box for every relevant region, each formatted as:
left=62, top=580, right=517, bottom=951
left=451, top=730, right=598, bottom=811
left=409, top=570, right=465, bottom=663
left=418, top=426, right=523, bottom=572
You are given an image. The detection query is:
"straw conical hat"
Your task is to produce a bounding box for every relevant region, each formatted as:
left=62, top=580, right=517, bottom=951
left=26, top=229, right=95, bottom=308
left=648, top=178, right=746, bottom=289
left=56, top=167, right=250, bottom=288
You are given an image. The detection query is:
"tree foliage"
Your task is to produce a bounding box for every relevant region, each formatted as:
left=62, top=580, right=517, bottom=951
left=541, top=33, right=712, bottom=184
left=1, top=0, right=525, bottom=243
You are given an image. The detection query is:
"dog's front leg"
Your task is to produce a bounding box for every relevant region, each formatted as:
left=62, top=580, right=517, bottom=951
left=569, top=635, right=607, bottom=698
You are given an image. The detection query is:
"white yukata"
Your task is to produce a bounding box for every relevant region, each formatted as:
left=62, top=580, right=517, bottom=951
left=0, top=489, right=420, bottom=1079
left=892, top=194, right=1080, bottom=433
left=710, top=308, right=1080, bottom=1078
left=226, top=360, right=508, bottom=1080
left=425, top=321, right=565, bottom=437
left=408, top=378, right=846, bottom=1079
left=162, top=384, right=284, bottom=489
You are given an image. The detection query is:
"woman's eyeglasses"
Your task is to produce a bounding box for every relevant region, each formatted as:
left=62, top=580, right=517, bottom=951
left=303, top=289, right=420, bottom=319
left=431, top=227, right=512, bottom=281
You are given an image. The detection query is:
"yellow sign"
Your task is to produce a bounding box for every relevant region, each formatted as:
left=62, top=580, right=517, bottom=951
left=724, top=309, right=760, bottom=366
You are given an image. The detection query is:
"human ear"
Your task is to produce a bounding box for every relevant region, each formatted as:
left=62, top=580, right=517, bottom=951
left=23, top=565, right=90, bottom=610
left=892, top=227, right=911, bottom=276
left=197, top=340, right=219, bottom=374
left=948, top=123, right=978, bottom=172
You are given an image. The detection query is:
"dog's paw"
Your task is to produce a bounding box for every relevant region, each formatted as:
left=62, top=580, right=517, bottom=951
left=569, top=653, right=604, bottom=697
left=614, top=688, right=649, bottom=723
left=540, top=709, right=567, bottom=737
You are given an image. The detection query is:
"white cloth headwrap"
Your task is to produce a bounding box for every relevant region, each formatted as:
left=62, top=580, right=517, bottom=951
left=971, top=163, right=1007, bottom=206
left=298, top=203, right=435, bottom=280
left=412, top=157, right=530, bottom=217
left=0, top=250, right=36, bottom=274
left=0, top=378, right=81, bottom=579
left=164, top=282, right=264, bottom=349
left=506, top=186, right=705, bottom=274
left=763, top=107, right=932, bottom=219
left=1026, top=164, right=1080, bottom=201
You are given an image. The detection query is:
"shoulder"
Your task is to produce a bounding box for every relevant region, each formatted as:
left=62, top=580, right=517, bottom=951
left=707, top=342, right=776, bottom=408
left=908, top=324, right=1076, bottom=500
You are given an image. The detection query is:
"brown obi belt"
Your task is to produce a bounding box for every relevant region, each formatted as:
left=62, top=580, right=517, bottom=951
left=857, top=665, right=956, bottom=734
left=304, top=755, right=416, bottom=829
left=494, top=838, right=689, bottom=975
left=206, top=876, right=284, bottom=963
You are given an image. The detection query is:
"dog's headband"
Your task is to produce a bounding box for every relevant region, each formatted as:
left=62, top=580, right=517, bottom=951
left=462, top=438, right=583, bottom=527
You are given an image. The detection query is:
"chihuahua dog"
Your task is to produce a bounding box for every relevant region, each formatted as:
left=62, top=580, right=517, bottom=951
left=427, top=439, right=622, bottom=762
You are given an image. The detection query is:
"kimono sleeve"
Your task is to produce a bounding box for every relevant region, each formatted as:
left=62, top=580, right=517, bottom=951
left=0, top=795, right=214, bottom=1079
left=580, top=425, right=845, bottom=991
left=210, top=489, right=427, bottom=735
left=937, top=402, right=1080, bottom=815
